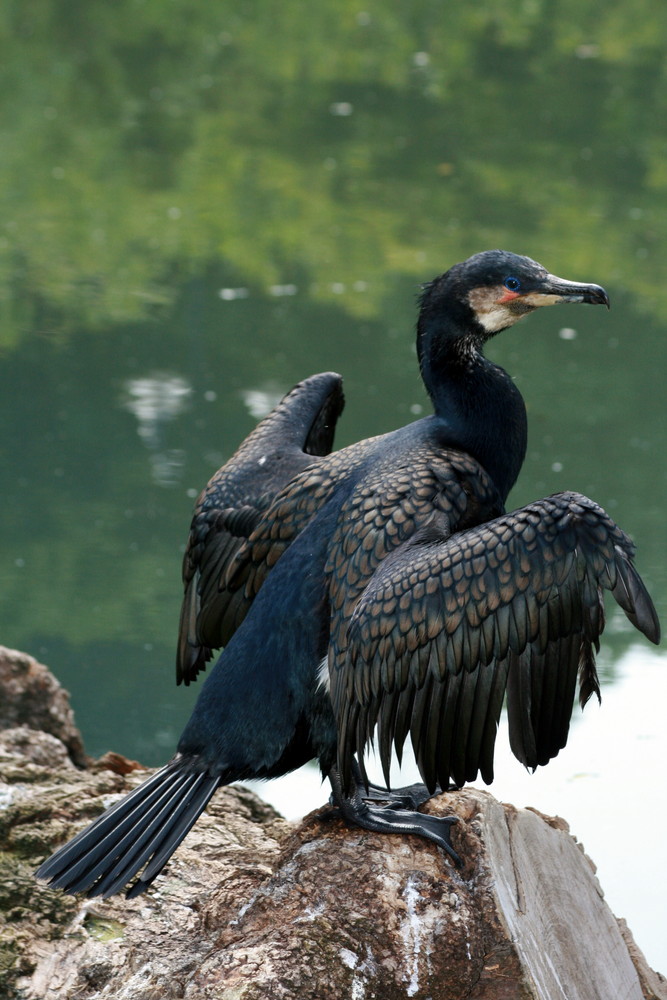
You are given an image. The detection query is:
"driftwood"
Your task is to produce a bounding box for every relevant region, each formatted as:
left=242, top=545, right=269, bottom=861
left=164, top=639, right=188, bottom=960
left=0, top=645, right=665, bottom=1000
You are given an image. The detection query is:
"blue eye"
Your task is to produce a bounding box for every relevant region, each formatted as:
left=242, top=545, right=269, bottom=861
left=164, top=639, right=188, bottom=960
left=504, top=276, right=521, bottom=292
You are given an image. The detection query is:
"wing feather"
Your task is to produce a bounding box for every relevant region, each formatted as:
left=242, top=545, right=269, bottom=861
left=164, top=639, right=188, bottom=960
left=335, top=491, right=660, bottom=791
left=177, top=372, right=345, bottom=684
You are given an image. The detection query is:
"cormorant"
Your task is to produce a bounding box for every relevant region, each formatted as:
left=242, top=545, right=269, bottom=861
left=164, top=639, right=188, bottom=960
left=36, top=250, right=660, bottom=899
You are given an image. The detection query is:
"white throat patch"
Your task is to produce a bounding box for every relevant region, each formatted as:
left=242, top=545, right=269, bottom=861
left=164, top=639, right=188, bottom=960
left=467, top=285, right=530, bottom=334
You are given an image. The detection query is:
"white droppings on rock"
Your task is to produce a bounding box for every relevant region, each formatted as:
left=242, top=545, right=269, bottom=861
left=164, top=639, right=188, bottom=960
left=230, top=889, right=262, bottom=927
left=0, top=784, right=14, bottom=809
left=340, top=948, right=358, bottom=970
left=351, top=975, right=366, bottom=1000
left=101, top=792, right=126, bottom=809
left=294, top=901, right=325, bottom=923
left=400, top=874, right=423, bottom=997
left=341, top=945, right=377, bottom=1000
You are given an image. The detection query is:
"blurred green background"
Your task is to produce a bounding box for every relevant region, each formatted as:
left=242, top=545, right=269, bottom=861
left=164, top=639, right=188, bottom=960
left=1, top=0, right=665, bottom=968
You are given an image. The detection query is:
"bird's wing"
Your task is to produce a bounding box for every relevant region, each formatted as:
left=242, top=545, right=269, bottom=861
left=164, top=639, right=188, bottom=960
left=325, top=448, right=504, bottom=633
left=228, top=436, right=503, bottom=630
left=333, top=491, right=660, bottom=793
left=177, top=372, right=344, bottom=684
left=220, top=432, right=387, bottom=613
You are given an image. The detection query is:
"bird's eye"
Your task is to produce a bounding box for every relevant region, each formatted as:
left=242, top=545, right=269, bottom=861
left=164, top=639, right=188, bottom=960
left=504, top=276, right=521, bottom=292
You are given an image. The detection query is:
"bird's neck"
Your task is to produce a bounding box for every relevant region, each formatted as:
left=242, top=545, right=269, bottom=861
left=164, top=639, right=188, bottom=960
left=417, top=319, right=527, bottom=503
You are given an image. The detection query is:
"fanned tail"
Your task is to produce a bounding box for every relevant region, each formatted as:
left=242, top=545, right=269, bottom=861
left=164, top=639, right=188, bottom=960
left=35, top=756, right=220, bottom=899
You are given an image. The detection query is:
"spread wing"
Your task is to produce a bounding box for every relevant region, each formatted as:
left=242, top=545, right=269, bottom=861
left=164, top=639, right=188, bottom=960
left=177, top=372, right=344, bottom=684
left=228, top=437, right=504, bottom=632
left=333, top=491, right=660, bottom=792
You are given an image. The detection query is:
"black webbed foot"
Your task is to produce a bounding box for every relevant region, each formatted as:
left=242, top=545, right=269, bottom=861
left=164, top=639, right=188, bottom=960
left=349, top=759, right=462, bottom=809
left=328, top=765, right=462, bottom=867
left=363, top=781, right=435, bottom=810
left=363, top=780, right=463, bottom=808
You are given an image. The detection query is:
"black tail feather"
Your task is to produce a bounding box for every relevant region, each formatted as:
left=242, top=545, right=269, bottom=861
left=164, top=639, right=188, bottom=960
left=88, top=774, right=202, bottom=898
left=36, top=764, right=175, bottom=884
left=58, top=771, right=193, bottom=896
left=35, top=757, right=221, bottom=898
left=124, top=773, right=219, bottom=896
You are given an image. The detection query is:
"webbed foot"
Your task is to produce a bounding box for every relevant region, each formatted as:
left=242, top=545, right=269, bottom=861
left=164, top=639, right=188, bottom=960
left=328, top=765, right=462, bottom=867
left=363, top=781, right=436, bottom=810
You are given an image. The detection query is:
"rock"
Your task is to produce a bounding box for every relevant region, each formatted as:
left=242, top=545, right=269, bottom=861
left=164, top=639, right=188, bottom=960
left=0, top=646, right=86, bottom=766
left=0, top=653, right=665, bottom=1000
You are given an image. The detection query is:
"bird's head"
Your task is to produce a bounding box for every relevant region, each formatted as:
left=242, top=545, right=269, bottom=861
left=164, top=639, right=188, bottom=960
left=419, top=249, right=610, bottom=343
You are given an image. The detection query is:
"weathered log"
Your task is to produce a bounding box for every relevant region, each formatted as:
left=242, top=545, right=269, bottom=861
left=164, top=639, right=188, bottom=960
left=0, top=646, right=665, bottom=1000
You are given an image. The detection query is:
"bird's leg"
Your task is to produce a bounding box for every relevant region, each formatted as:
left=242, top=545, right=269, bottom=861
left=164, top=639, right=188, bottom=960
left=327, top=765, right=462, bottom=867
left=348, top=759, right=461, bottom=809
left=347, top=759, right=436, bottom=809
left=364, top=781, right=435, bottom=809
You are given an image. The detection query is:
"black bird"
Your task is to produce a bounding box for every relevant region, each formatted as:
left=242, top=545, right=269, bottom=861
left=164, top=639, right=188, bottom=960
left=36, top=250, right=660, bottom=898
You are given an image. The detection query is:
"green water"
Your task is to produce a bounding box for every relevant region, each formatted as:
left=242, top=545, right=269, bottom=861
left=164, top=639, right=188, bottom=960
left=1, top=0, right=666, bottom=966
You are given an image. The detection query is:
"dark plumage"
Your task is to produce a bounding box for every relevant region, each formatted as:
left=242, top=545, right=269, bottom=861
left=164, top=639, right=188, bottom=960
left=177, top=370, right=345, bottom=684
left=36, top=250, right=660, bottom=898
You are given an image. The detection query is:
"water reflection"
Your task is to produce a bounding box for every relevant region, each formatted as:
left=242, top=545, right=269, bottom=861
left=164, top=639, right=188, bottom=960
left=240, top=383, right=286, bottom=420
left=122, top=373, right=192, bottom=486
